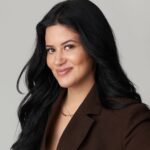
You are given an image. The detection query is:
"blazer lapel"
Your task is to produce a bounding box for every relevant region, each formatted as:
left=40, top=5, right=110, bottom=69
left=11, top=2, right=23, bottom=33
left=57, top=84, right=102, bottom=150
left=40, top=83, right=102, bottom=150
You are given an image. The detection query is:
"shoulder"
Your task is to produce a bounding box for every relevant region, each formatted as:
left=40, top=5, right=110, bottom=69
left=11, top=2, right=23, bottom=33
left=110, top=99, right=150, bottom=125
left=102, top=97, right=150, bottom=120
left=101, top=98, right=150, bottom=149
left=101, top=97, right=150, bottom=123
left=110, top=99, right=150, bottom=119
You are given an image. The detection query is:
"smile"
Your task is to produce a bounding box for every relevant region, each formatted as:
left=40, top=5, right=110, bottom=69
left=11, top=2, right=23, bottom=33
left=56, top=68, right=72, bottom=76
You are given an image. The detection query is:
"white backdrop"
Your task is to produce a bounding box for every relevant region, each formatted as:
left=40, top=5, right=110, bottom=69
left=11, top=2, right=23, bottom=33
left=0, top=0, right=150, bottom=149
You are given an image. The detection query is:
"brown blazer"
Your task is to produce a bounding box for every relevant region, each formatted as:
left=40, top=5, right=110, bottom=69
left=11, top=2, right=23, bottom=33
left=40, top=84, right=150, bottom=150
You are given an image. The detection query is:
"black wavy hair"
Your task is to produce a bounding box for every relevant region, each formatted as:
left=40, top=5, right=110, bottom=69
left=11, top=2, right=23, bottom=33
left=11, top=0, right=141, bottom=149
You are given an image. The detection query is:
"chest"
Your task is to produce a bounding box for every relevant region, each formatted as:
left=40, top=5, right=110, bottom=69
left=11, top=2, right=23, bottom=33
left=47, top=113, right=72, bottom=150
left=47, top=115, right=123, bottom=150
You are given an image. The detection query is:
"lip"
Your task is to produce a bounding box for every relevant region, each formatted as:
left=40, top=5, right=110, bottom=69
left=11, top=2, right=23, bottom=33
left=56, top=67, right=72, bottom=76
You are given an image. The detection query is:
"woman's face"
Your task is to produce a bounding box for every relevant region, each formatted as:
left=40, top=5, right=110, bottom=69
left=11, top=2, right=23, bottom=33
left=45, top=24, right=95, bottom=88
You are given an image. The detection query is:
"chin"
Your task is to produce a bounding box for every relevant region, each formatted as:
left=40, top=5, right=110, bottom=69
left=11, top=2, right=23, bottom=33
left=58, top=83, right=72, bottom=88
left=58, top=80, right=77, bottom=88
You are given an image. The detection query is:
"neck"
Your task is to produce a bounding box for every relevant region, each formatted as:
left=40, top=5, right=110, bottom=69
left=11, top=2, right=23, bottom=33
left=64, top=80, right=95, bottom=109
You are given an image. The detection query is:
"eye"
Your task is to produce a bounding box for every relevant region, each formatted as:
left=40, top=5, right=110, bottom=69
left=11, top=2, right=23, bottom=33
left=46, top=47, right=55, bottom=54
left=64, top=44, right=75, bottom=50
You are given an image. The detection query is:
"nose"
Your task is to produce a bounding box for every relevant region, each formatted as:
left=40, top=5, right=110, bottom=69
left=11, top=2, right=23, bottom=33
left=54, top=50, right=66, bottom=66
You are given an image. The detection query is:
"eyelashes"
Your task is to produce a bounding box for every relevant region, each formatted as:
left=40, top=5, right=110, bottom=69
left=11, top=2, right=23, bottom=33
left=65, top=44, right=75, bottom=49
left=46, top=44, right=75, bottom=54
left=46, top=47, right=55, bottom=54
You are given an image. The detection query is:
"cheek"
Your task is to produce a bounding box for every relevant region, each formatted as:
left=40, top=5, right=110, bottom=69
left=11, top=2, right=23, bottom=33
left=46, top=55, right=53, bottom=70
left=71, top=52, right=94, bottom=72
left=82, top=58, right=94, bottom=73
left=70, top=50, right=87, bottom=65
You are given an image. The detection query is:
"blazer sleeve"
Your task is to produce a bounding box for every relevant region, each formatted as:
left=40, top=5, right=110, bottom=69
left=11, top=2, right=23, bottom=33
left=123, top=103, right=150, bottom=150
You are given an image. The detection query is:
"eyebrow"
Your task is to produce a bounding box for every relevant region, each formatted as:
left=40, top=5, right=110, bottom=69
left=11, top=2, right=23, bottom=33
left=45, top=39, right=79, bottom=47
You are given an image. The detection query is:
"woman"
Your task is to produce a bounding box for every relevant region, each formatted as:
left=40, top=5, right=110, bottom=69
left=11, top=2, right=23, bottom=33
left=11, top=0, right=150, bottom=150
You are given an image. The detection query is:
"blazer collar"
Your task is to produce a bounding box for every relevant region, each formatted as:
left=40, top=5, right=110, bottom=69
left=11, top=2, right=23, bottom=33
left=41, top=83, right=102, bottom=150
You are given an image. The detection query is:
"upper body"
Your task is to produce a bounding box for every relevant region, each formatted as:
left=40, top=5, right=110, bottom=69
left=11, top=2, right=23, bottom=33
left=40, top=84, right=150, bottom=150
left=11, top=1, right=150, bottom=150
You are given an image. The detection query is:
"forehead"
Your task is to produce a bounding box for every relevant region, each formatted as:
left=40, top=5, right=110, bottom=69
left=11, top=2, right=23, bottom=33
left=45, top=24, right=80, bottom=43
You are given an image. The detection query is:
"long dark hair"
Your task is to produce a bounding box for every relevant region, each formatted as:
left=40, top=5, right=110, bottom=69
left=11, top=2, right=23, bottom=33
left=11, top=0, right=141, bottom=149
